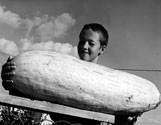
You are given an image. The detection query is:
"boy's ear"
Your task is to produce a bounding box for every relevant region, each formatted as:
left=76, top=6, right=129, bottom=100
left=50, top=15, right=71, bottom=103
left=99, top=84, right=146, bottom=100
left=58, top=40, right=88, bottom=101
left=98, top=45, right=106, bottom=56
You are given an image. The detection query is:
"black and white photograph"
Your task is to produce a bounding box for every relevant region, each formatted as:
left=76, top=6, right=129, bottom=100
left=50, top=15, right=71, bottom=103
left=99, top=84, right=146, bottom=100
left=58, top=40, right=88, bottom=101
left=0, top=0, right=161, bottom=125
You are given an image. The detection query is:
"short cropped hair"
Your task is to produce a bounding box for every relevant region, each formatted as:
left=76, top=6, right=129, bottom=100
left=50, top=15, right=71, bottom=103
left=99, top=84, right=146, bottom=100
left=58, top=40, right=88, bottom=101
left=79, top=23, right=109, bottom=47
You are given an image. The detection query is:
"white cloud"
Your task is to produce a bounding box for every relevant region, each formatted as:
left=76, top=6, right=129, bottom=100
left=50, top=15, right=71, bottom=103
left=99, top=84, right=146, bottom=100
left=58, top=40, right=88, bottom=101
left=19, top=38, right=33, bottom=51
left=31, top=13, right=76, bottom=42
left=0, top=6, right=21, bottom=28
left=0, top=5, right=77, bottom=57
left=54, top=13, right=76, bottom=37
left=0, top=5, right=76, bottom=42
left=0, top=38, right=19, bottom=56
left=20, top=39, right=78, bottom=57
left=54, top=42, right=72, bottom=54
left=18, top=13, right=76, bottom=42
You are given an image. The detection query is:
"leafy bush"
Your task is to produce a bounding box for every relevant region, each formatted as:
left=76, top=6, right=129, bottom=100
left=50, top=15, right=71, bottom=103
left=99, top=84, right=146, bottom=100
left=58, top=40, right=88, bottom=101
left=0, top=105, right=51, bottom=125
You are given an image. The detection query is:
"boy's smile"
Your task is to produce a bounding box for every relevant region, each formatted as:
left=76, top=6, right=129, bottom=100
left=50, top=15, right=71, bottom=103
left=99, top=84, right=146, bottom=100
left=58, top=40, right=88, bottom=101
left=78, top=29, right=103, bottom=62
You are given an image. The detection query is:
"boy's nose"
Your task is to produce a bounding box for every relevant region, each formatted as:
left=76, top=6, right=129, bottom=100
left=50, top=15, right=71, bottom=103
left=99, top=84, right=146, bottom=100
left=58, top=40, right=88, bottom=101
left=83, top=41, right=89, bottom=49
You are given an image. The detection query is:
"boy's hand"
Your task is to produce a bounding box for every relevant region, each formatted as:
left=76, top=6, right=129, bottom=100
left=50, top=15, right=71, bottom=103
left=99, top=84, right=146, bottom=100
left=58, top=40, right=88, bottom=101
left=1, top=56, right=16, bottom=90
left=126, top=116, right=138, bottom=125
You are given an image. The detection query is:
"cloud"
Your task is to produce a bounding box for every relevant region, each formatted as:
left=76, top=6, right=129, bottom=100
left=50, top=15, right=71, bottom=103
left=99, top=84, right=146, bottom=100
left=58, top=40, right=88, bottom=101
left=20, top=39, right=79, bottom=58
left=0, top=5, right=76, bottom=42
left=0, top=5, right=77, bottom=57
left=21, top=13, right=75, bottom=42
left=33, top=13, right=76, bottom=42
left=0, top=38, right=78, bottom=58
left=0, top=38, right=19, bottom=56
left=0, top=6, right=21, bottom=28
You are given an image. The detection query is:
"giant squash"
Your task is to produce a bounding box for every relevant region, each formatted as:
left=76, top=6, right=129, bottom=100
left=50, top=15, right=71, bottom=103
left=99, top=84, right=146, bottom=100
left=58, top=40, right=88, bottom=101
left=9, top=51, right=160, bottom=115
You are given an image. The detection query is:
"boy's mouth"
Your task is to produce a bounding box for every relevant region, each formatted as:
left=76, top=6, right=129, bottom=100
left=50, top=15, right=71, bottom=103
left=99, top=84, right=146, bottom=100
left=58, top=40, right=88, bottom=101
left=82, top=52, right=89, bottom=56
left=82, top=50, right=89, bottom=54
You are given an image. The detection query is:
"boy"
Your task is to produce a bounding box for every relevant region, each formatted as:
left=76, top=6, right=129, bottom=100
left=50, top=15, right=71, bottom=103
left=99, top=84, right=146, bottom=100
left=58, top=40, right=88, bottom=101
left=1, top=23, right=137, bottom=125
left=50, top=23, right=109, bottom=125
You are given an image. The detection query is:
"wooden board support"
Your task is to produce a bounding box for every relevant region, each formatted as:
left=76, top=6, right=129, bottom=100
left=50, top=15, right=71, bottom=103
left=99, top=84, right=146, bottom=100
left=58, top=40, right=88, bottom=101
left=0, top=92, right=114, bottom=123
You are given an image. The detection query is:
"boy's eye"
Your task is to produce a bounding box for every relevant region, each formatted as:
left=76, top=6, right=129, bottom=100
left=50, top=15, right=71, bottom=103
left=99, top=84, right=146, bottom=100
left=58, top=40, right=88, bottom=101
left=79, top=40, right=95, bottom=46
left=89, top=41, right=95, bottom=46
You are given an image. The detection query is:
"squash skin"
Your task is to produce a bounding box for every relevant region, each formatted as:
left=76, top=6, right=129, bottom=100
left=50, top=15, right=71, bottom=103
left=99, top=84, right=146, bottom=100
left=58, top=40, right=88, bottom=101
left=10, top=51, right=161, bottom=116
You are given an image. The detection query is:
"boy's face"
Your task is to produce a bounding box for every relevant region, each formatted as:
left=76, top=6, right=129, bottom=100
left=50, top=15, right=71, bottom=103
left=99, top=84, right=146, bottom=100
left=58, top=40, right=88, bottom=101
left=78, top=29, right=105, bottom=62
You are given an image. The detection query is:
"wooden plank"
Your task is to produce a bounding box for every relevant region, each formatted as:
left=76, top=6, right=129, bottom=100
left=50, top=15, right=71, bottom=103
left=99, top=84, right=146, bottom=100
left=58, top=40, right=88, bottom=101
left=0, top=93, right=114, bottom=122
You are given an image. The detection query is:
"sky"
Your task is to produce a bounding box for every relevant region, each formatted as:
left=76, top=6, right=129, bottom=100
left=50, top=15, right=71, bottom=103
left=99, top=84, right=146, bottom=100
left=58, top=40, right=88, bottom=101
left=0, top=0, right=161, bottom=124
